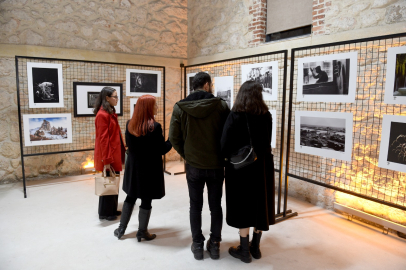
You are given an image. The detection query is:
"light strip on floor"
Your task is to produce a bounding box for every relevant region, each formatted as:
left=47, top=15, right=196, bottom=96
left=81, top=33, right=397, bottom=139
left=334, top=202, right=406, bottom=235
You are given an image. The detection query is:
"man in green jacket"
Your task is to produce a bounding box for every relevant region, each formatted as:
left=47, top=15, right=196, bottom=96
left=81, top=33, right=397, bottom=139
left=169, top=72, right=230, bottom=261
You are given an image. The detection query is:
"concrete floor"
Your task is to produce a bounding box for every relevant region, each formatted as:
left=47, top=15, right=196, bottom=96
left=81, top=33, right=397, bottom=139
left=0, top=161, right=405, bottom=270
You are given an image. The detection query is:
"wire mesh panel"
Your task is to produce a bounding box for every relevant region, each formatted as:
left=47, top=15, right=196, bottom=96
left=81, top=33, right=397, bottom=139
left=286, top=34, right=406, bottom=211
left=185, top=51, right=288, bottom=174
left=16, top=57, right=165, bottom=157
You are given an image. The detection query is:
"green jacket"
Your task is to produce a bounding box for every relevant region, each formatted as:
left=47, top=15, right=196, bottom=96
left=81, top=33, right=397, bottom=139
left=169, top=90, right=230, bottom=169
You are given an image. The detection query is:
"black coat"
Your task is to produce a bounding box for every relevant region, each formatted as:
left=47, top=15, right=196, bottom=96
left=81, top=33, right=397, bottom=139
left=123, top=122, right=172, bottom=199
left=221, top=111, right=275, bottom=230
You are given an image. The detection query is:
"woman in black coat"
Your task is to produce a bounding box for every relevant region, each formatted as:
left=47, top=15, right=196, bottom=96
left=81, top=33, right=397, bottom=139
left=114, top=95, right=172, bottom=242
left=221, top=81, right=275, bottom=263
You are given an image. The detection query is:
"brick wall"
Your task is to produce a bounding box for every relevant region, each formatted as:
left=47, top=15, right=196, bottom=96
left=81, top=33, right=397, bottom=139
left=313, top=0, right=330, bottom=35
left=248, top=0, right=267, bottom=47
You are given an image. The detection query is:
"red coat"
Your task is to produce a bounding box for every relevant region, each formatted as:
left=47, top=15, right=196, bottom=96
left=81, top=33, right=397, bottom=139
left=94, top=109, right=125, bottom=172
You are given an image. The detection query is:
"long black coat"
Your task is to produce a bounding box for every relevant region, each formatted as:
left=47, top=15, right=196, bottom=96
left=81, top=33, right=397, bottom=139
left=221, top=111, right=275, bottom=231
left=123, top=122, right=172, bottom=199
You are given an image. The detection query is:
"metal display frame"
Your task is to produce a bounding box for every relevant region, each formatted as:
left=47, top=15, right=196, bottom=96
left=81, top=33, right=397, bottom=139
left=173, top=50, right=297, bottom=222
left=285, top=33, right=406, bottom=212
left=15, top=56, right=166, bottom=198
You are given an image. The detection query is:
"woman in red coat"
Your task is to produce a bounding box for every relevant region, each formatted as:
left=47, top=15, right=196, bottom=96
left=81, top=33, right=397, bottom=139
left=94, top=87, right=125, bottom=221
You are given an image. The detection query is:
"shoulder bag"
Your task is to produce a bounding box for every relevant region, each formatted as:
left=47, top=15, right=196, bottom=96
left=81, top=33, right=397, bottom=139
left=228, top=114, right=257, bottom=170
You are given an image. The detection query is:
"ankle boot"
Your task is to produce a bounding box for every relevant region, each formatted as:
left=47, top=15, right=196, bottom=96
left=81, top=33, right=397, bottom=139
left=206, top=237, right=220, bottom=260
left=136, top=207, right=156, bottom=242
left=229, top=235, right=252, bottom=263
left=114, top=202, right=134, bottom=239
left=250, top=231, right=262, bottom=259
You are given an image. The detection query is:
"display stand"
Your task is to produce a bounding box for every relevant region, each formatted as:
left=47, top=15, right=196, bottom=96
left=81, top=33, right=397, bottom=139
left=15, top=56, right=166, bottom=198
left=169, top=51, right=297, bottom=222
left=285, top=33, right=406, bottom=211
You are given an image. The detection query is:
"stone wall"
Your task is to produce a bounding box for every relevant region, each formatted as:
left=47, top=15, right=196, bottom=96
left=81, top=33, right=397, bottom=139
left=324, top=0, right=406, bottom=35
left=0, top=0, right=187, bottom=58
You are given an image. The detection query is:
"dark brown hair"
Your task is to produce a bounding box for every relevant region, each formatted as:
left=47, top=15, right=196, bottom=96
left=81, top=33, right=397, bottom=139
left=93, top=87, right=116, bottom=115
left=232, top=80, right=269, bottom=115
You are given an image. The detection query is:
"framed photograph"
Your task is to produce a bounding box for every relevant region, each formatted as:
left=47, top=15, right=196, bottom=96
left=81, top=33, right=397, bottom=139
left=126, top=69, right=161, bottom=97
left=187, top=72, right=197, bottom=96
left=241, top=61, right=278, bottom=101
left=269, top=110, right=277, bottom=149
left=27, top=62, right=64, bottom=108
left=214, top=76, right=233, bottom=109
left=130, top=98, right=138, bottom=118
left=73, top=82, right=123, bottom=117
left=294, top=111, right=353, bottom=161
left=23, top=113, right=73, bottom=147
left=384, top=46, right=406, bottom=105
left=297, top=52, right=357, bottom=103
left=378, top=115, right=406, bottom=173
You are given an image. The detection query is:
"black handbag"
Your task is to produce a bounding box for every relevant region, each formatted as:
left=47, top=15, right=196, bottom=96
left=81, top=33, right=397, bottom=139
left=228, top=114, right=257, bottom=170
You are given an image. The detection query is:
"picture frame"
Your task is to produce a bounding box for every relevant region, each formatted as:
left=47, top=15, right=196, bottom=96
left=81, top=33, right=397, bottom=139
left=187, top=72, right=197, bottom=96
left=384, top=46, right=406, bottom=105
left=294, top=111, right=353, bottom=161
left=23, top=113, right=73, bottom=147
left=27, top=62, right=64, bottom=108
left=130, top=98, right=138, bottom=118
left=378, top=115, right=406, bottom=173
left=241, top=61, right=278, bottom=101
left=269, top=110, right=277, bottom=149
left=73, top=82, right=123, bottom=117
left=126, top=69, right=161, bottom=97
left=214, top=76, right=233, bottom=109
left=296, top=51, right=358, bottom=103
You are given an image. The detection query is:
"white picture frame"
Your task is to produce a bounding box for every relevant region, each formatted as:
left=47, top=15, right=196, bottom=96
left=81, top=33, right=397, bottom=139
left=378, top=115, right=406, bottom=173
left=126, top=69, right=161, bottom=97
left=294, top=111, right=353, bottom=161
left=187, top=72, right=197, bottom=96
left=241, top=61, right=278, bottom=101
left=27, top=62, right=64, bottom=108
left=269, top=110, right=277, bottom=149
left=296, top=51, right=358, bottom=103
left=73, top=82, right=123, bottom=117
left=130, top=98, right=138, bottom=118
left=214, top=76, right=233, bottom=109
left=384, top=46, right=406, bottom=105
left=23, top=113, right=73, bottom=147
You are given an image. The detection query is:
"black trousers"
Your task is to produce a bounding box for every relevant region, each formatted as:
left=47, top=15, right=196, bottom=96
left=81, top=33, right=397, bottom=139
left=124, top=195, right=152, bottom=210
left=98, top=171, right=120, bottom=217
left=186, top=163, right=224, bottom=243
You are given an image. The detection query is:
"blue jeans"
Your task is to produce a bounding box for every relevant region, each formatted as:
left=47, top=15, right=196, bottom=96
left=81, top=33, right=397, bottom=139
left=186, top=163, right=224, bottom=243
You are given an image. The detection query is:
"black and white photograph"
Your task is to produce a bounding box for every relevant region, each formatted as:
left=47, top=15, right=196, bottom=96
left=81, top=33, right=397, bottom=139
left=384, top=46, right=406, bottom=105
left=87, top=92, right=99, bottom=108
left=241, top=61, right=278, bottom=101
left=297, top=52, right=357, bottom=103
left=214, top=76, right=233, bottom=109
left=27, top=62, right=64, bottom=108
left=130, top=98, right=138, bottom=118
left=269, top=109, right=277, bottom=148
left=379, top=115, right=406, bottom=173
left=126, top=69, right=161, bottom=97
left=187, top=73, right=196, bottom=96
left=23, top=114, right=73, bottom=147
left=73, top=82, right=123, bottom=117
left=295, top=111, right=353, bottom=161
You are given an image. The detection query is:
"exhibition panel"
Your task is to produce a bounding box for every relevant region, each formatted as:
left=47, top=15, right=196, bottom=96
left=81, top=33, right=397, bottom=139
left=184, top=51, right=298, bottom=221
left=285, top=33, right=406, bottom=211
left=15, top=56, right=166, bottom=198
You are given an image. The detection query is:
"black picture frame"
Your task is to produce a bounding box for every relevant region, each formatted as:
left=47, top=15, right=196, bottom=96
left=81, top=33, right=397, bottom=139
left=73, top=82, right=123, bottom=117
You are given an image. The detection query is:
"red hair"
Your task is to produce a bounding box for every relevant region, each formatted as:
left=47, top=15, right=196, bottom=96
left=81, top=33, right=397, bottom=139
left=128, top=95, right=156, bottom=137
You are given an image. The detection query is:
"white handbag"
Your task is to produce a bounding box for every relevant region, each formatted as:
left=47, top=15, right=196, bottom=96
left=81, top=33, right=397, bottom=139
left=95, top=167, right=120, bottom=196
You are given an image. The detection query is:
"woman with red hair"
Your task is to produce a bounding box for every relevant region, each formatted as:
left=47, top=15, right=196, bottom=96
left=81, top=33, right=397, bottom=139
left=114, top=95, right=172, bottom=242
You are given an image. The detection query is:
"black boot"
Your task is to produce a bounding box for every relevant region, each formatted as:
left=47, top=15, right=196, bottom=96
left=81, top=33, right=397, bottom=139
left=206, top=237, right=220, bottom=259
left=191, top=241, right=204, bottom=260
left=114, top=202, right=134, bottom=239
left=250, top=231, right=262, bottom=259
left=136, top=207, right=156, bottom=242
left=229, top=236, right=252, bottom=263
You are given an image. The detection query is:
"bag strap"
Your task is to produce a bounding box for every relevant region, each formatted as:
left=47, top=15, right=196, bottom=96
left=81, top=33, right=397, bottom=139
left=245, top=113, right=253, bottom=146
left=102, top=166, right=117, bottom=178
